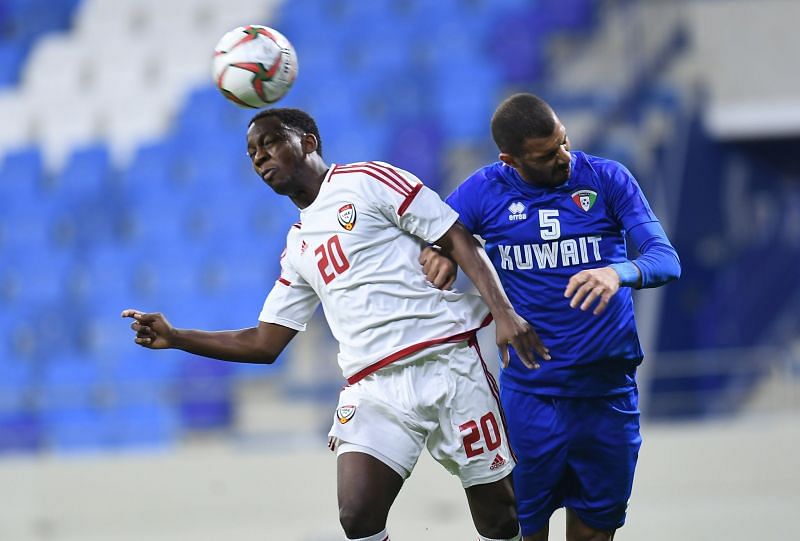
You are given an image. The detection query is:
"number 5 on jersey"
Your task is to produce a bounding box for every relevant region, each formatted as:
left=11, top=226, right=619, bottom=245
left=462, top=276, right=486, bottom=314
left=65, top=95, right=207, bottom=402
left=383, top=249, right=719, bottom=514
left=315, top=234, right=350, bottom=284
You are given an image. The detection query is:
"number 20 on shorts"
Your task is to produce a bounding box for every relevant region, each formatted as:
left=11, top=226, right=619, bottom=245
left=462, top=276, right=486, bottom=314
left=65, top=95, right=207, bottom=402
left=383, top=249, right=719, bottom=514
left=459, top=412, right=502, bottom=458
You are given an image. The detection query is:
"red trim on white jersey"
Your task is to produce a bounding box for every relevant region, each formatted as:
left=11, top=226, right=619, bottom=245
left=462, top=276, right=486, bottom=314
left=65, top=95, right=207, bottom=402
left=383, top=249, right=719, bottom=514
left=469, top=336, right=517, bottom=463
left=333, top=162, right=418, bottom=198
left=346, top=314, right=493, bottom=385
left=397, top=183, right=423, bottom=216
left=277, top=277, right=291, bottom=286
left=292, top=222, right=302, bottom=229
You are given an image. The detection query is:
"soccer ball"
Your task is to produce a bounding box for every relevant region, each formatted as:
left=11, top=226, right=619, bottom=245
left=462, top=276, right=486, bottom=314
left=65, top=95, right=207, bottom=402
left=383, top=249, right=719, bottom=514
left=212, top=25, right=298, bottom=108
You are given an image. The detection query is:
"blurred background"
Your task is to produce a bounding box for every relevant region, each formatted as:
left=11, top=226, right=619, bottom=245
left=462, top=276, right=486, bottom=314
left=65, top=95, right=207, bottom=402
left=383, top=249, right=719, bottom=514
left=0, top=0, right=798, bottom=539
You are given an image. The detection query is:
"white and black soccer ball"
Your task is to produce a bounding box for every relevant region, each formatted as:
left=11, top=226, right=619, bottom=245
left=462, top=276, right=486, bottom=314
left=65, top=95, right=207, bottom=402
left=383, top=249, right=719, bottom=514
left=212, top=25, right=298, bottom=108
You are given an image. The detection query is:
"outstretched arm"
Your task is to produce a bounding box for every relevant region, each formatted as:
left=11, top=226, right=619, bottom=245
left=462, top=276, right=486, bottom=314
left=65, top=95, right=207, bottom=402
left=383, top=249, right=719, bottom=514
left=433, top=221, right=550, bottom=368
left=121, top=309, right=297, bottom=364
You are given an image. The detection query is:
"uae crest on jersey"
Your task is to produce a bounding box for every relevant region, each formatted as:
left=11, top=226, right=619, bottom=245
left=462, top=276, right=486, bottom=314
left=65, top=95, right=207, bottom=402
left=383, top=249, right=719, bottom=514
left=338, top=203, right=357, bottom=231
left=336, top=405, right=356, bottom=424
left=571, top=189, right=597, bottom=212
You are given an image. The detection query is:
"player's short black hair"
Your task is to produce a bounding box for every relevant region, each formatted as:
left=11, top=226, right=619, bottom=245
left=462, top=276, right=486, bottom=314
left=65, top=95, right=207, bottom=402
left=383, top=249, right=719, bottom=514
left=249, top=108, right=323, bottom=156
left=491, top=93, right=556, bottom=157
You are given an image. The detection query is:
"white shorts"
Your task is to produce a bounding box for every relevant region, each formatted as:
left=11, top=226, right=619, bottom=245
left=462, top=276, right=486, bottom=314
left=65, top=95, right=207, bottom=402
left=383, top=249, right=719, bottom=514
left=328, top=339, right=515, bottom=488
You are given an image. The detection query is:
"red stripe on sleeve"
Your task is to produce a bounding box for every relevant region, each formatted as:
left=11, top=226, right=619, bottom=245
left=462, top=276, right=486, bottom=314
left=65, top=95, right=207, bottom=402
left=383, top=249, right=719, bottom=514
left=397, top=183, right=423, bottom=216
left=278, top=277, right=291, bottom=286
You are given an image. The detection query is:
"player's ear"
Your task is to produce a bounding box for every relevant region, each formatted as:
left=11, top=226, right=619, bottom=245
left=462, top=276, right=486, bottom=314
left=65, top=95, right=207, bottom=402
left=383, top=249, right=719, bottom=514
left=498, top=152, right=518, bottom=168
left=302, top=133, right=319, bottom=155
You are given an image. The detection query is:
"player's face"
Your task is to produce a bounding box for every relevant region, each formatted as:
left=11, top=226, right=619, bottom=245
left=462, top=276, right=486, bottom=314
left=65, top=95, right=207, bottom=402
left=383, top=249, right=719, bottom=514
left=502, top=116, right=571, bottom=188
left=246, top=117, right=306, bottom=196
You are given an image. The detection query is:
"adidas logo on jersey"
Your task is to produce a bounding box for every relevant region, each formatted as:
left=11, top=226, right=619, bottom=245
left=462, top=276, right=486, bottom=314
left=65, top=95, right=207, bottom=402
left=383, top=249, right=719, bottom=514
left=489, top=453, right=507, bottom=471
left=508, top=201, right=527, bottom=221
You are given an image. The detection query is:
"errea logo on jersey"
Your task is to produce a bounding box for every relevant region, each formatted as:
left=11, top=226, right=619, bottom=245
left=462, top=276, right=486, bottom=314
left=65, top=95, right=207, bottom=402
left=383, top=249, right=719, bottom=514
left=508, top=201, right=527, bottom=221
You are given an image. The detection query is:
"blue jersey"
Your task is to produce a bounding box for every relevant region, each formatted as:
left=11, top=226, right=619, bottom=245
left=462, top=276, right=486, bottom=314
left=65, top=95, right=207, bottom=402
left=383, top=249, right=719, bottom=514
left=447, top=151, right=660, bottom=397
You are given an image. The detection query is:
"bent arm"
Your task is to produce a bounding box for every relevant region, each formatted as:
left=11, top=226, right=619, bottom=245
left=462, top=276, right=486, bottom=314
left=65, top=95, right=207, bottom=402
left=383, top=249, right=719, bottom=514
left=433, top=220, right=550, bottom=366
left=434, top=221, right=513, bottom=315
left=609, top=221, right=681, bottom=289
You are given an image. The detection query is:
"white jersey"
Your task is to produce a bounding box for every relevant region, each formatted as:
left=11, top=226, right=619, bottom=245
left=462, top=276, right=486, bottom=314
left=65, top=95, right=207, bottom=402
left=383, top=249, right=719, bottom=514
left=258, top=161, right=490, bottom=382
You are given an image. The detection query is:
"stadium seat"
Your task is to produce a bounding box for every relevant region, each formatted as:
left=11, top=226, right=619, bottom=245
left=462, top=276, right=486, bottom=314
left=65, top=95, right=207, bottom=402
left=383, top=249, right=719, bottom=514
left=0, top=411, right=42, bottom=453
left=0, top=39, right=28, bottom=87
left=176, top=359, right=235, bottom=431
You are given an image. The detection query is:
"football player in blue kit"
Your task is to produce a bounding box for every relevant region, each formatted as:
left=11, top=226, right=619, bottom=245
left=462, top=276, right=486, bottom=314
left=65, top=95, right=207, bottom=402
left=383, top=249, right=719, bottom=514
left=421, top=93, right=681, bottom=541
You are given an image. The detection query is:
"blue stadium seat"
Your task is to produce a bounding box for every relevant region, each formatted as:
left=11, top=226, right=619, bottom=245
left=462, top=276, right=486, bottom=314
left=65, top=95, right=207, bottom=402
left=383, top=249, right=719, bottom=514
left=0, top=411, right=42, bottom=454
left=0, top=39, right=28, bottom=86
left=176, top=359, right=234, bottom=431
left=0, top=146, right=45, bottom=211
left=487, top=8, right=549, bottom=84
left=385, top=119, right=445, bottom=192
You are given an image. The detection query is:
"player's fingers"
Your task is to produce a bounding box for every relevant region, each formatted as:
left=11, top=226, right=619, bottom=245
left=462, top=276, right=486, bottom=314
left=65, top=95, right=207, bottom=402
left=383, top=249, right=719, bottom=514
left=593, top=293, right=612, bottom=316
left=430, top=268, right=446, bottom=289
left=135, top=336, right=152, bottom=346
left=419, top=247, right=436, bottom=266
left=579, top=287, right=602, bottom=312
left=569, top=282, right=594, bottom=309
left=532, top=335, right=551, bottom=361
left=121, top=309, right=142, bottom=319
left=136, top=326, right=154, bottom=337
left=442, top=275, right=456, bottom=291
left=510, top=338, right=538, bottom=370
left=499, top=343, right=510, bottom=368
left=564, top=272, right=588, bottom=298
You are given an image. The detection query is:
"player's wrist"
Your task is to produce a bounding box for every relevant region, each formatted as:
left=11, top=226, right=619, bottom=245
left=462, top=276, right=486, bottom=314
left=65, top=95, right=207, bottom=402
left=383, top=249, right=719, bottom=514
left=608, top=261, right=640, bottom=288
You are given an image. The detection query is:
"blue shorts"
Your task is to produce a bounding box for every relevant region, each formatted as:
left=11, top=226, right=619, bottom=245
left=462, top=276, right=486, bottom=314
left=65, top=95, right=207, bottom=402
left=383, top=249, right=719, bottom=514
left=500, top=387, right=642, bottom=535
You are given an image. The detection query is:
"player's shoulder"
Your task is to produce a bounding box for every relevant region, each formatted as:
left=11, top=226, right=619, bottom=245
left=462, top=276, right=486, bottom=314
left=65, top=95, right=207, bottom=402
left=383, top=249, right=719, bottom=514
left=331, top=161, right=420, bottom=185
left=457, top=161, right=509, bottom=194
left=577, top=152, right=634, bottom=183
left=285, top=220, right=302, bottom=236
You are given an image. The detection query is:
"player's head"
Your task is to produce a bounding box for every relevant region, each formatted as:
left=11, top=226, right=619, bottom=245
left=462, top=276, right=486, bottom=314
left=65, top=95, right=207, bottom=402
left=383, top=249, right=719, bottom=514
left=246, top=108, right=324, bottom=196
left=491, top=93, right=571, bottom=187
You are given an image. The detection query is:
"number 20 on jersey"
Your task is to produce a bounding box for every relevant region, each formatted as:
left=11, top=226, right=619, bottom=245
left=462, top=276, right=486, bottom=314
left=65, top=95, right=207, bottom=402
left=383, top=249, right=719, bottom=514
left=315, top=234, right=350, bottom=284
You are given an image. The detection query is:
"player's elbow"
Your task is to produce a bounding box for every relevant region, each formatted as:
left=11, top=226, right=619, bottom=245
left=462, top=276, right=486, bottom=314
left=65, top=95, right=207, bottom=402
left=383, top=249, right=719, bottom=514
left=667, top=249, right=682, bottom=282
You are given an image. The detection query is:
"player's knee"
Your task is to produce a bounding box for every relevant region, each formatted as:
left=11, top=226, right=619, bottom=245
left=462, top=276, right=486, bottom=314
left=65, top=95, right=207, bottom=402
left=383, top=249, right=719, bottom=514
left=338, top=502, right=385, bottom=539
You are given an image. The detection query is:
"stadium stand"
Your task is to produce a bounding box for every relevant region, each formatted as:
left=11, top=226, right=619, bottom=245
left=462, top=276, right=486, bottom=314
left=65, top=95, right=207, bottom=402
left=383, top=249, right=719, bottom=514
left=0, top=0, right=797, bottom=458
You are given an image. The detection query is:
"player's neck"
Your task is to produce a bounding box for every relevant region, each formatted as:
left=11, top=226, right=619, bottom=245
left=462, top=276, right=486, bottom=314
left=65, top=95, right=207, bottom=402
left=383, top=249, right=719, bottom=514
left=290, top=162, right=330, bottom=209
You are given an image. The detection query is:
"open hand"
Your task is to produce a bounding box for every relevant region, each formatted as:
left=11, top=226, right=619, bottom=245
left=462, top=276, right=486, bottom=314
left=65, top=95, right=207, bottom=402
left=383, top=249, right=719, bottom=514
left=121, top=309, right=175, bottom=349
left=564, top=267, right=620, bottom=316
left=494, top=312, right=550, bottom=370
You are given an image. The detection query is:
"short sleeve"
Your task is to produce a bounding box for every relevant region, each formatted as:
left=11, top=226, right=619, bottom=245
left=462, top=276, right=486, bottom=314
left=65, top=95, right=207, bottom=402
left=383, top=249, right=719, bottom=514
left=446, top=176, right=483, bottom=235
left=337, top=161, right=459, bottom=244
left=258, top=250, right=319, bottom=331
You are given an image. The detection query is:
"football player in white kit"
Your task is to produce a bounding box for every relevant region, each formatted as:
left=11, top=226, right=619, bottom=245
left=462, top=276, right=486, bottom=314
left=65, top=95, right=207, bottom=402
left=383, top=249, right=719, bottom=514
left=122, top=108, right=550, bottom=541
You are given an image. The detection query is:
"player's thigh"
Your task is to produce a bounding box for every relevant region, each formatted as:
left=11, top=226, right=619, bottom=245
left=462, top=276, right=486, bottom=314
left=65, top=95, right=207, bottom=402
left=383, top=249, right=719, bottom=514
left=328, top=378, right=426, bottom=479
left=425, top=341, right=515, bottom=488
left=501, top=387, right=569, bottom=535
left=565, top=390, right=641, bottom=531
left=337, top=451, right=404, bottom=520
